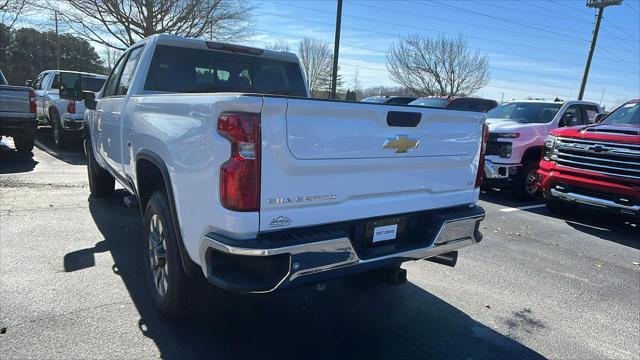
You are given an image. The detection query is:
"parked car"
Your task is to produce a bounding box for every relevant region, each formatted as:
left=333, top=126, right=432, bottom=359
left=58, top=34, right=487, bottom=319
left=29, top=70, right=107, bottom=148
left=410, top=96, right=498, bottom=112
left=0, top=69, right=37, bottom=153
left=482, top=99, right=602, bottom=199
left=538, top=99, right=639, bottom=217
left=361, top=95, right=417, bottom=105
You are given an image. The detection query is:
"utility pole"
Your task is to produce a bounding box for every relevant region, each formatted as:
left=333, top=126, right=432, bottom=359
left=500, top=92, right=504, bottom=104
left=330, top=0, right=343, bottom=100
left=578, top=0, right=623, bottom=100
left=55, top=10, right=60, bottom=69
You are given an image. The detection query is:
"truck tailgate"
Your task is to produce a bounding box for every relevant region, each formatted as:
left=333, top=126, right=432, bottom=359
left=0, top=86, right=31, bottom=114
left=259, top=97, right=486, bottom=232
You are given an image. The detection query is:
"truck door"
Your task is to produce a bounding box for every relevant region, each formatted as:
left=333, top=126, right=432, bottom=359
left=96, top=46, right=144, bottom=177
left=32, top=73, right=45, bottom=122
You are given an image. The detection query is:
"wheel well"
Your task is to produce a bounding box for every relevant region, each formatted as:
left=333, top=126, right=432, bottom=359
left=136, top=158, right=166, bottom=212
left=522, top=146, right=543, bottom=165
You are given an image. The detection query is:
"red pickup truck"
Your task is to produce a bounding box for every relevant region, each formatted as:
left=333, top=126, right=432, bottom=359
left=538, top=99, right=639, bottom=217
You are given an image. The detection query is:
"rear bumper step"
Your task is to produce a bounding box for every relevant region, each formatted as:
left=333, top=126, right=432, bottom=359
left=199, top=206, right=485, bottom=293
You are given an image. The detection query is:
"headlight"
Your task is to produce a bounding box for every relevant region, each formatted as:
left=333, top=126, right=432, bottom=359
left=543, top=135, right=556, bottom=161
left=498, top=142, right=512, bottom=158
left=493, top=132, right=520, bottom=139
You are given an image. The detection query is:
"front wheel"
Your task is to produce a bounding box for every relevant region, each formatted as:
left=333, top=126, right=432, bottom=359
left=14, top=134, right=35, bottom=153
left=511, top=161, right=539, bottom=200
left=143, top=191, right=202, bottom=320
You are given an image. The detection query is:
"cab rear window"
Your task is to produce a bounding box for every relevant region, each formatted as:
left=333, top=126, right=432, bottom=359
left=145, top=45, right=307, bottom=97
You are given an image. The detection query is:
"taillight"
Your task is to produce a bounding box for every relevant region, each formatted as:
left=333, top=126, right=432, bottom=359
left=475, top=123, right=489, bottom=188
left=67, top=101, right=76, bottom=114
left=29, top=89, right=36, bottom=113
left=217, top=113, right=261, bottom=211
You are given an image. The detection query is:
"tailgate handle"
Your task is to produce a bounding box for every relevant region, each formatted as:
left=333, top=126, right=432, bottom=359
left=387, top=111, right=421, bottom=127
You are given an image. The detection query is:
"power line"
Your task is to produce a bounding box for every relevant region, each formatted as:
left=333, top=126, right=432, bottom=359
left=626, top=2, right=640, bottom=15
left=252, top=28, right=637, bottom=99
left=424, top=0, right=634, bottom=53
left=545, top=0, right=640, bottom=36
left=254, top=9, right=638, bottom=75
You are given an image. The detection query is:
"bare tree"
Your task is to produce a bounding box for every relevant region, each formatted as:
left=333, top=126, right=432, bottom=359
left=265, top=39, right=290, bottom=52
left=386, top=34, right=489, bottom=97
left=1, top=0, right=30, bottom=29
left=48, top=0, right=254, bottom=51
left=297, top=37, right=333, bottom=96
left=102, top=46, right=123, bottom=70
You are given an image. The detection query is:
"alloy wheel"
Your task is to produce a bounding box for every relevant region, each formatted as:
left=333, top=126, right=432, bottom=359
left=148, top=214, right=169, bottom=297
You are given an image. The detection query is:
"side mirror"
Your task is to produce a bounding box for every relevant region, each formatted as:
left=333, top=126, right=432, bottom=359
left=558, top=118, right=566, bottom=127
left=59, top=72, right=83, bottom=101
left=25, top=80, right=32, bottom=87
left=83, top=91, right=97, bottom=110
left=594, top=113, right=607, bottom=123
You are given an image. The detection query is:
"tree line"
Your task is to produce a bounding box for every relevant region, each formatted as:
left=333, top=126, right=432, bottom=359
left=0, top=24, right=105, bottom=85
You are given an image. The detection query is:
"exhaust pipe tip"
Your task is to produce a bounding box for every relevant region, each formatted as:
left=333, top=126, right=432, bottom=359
left=384, top=266, right=407, bottom=285
left=425, top=251, right=458, bottom=267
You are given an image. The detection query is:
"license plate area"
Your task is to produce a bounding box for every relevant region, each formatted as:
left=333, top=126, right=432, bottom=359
left=366, top=217, right=406, bottom=246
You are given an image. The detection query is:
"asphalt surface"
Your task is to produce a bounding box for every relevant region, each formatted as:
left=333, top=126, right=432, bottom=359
left=1, top=130, right=639, bottom=359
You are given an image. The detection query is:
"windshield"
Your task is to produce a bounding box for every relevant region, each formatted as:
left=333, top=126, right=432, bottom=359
left=601, top=101, right=640, bottom=126
left=145, top=45, right=307, bottom=96
left=487, top=102, right=562, bottom=123
left=82, top=77, right=106, bottom=92
left=409, top=98, right=450, bottom=108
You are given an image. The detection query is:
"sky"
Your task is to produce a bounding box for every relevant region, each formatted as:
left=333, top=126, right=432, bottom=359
left=244, top=0, right=640, bottom=109
left=10, top=0, right=640, bottom=110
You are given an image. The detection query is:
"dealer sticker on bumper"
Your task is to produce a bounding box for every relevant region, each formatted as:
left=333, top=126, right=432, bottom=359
left=372, top=224, right=398, bottom=243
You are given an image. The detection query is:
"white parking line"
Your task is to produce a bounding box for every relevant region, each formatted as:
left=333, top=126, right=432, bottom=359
left=499, top=204, right=546, bottom=212
left=34, top=139, right=57, bottom=156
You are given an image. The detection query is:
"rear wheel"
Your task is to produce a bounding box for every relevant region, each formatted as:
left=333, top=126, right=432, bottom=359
left=511, top=161, right=539, bottom=200
left=14, top=134, right=34, bottom=153
left=85, top=137, right=114, bottom=197
left=51, top=110, right=67, bottom=149
left=143, top=191, right=203, bottom=320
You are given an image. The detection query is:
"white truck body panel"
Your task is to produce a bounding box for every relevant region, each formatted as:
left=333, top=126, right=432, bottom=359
left=261, top=97, right=484, bottom=232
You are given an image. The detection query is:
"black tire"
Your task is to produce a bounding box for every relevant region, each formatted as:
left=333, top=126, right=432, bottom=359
left=14, top=134, right=34, bottom=153
left=85, top=137, right=114, bottom=197
left=50, top=110, right=67, bottom=149
left=511, top=160, right=540, bottom=200
left=143, top=191, right=201, bottom=320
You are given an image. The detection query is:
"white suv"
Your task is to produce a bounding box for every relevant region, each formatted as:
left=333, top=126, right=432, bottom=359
left=483, top=99, right=602, bottom=199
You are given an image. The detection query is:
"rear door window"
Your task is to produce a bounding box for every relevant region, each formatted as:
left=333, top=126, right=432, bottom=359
left=562, top=104, right=583, bottom=127
left=581, top=105, right=599, bottom=124
left=145, top=45, right=307, bottom=96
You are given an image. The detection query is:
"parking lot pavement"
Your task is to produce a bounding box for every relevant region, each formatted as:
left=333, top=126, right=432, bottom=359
left=1, top=132, right=639, bottom=359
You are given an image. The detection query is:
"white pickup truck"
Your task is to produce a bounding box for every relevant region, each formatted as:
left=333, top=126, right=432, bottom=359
left=29, top=70, right=107, bottom=148
left=483, top=100, right=602, bottom=199
left=59, top=35, right=487, bottom=319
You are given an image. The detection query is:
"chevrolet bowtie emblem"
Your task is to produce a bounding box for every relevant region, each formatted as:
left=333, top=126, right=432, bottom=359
left=383, top=135, right=420, bottom=153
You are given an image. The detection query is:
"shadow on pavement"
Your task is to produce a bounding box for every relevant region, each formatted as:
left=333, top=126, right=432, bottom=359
left=0, top=140, right=38, bottom=174
left=34, top=128, right=86, bottom=166
left=480, top=187, right=542, bottom=208
left=561, top=208, right=639, bottom=250
left=62, top=190, right=544, bottom=359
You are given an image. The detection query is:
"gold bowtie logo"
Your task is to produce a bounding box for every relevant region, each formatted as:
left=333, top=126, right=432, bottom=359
left=383, top=135, right=420, bottom=153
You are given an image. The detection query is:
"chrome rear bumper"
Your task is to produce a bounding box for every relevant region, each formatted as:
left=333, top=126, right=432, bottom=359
left=199, top=207, right=485, bottom=293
